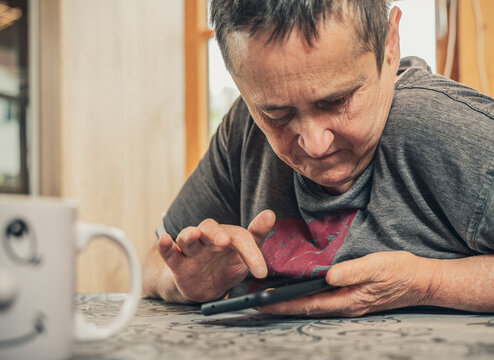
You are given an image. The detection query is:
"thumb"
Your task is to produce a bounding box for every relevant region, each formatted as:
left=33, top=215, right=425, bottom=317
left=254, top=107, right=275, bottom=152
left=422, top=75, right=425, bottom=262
left=326, top=255, right=377, bottom=287
left=248, top=209, right=276, bottom=246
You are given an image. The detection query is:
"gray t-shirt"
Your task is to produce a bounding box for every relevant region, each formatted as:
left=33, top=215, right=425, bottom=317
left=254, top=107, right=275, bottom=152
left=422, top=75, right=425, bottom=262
left=161, top=57, right=494, bottom=292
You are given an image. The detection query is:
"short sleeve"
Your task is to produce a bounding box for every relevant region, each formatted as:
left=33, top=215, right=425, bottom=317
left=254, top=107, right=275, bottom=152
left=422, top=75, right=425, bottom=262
left=471, top=162, right=494, bottom=253
left=161, top=98, right=247, bottom=240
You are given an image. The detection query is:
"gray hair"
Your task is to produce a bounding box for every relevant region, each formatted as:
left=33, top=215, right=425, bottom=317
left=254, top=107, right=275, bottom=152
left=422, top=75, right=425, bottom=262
left=209, top=0, right=392, bottom=73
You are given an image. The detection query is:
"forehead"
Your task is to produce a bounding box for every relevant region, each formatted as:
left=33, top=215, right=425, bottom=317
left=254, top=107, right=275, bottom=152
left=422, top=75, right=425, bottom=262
left=227, top=16, right=373, bottom=105
left=226, top=3, right=365, bottom=70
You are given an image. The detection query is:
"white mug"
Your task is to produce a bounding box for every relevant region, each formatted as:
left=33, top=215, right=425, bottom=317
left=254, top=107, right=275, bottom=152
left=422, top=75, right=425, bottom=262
left=0, top=195, right=142, bottom=360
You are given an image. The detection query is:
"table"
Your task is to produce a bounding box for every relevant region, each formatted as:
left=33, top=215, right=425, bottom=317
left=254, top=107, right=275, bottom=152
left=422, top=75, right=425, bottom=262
left=74, top=294, right=494, bottom=360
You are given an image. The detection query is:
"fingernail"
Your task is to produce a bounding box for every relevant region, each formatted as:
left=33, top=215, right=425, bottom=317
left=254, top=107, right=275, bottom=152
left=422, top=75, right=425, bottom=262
left=255, top=266, right=267, bottom=278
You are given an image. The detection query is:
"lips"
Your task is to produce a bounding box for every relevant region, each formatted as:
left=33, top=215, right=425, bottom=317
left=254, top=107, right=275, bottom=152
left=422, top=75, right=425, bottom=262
left=309, top=149, right=342, bottom=161
left=320, top=150, right=341, bottom=159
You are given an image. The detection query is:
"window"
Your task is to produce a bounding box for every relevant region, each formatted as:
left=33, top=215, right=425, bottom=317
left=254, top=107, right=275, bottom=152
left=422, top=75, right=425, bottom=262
left=0, top=0, right=29, bottom=193
left=395, top=0, right=436, bottom=72
left=184, top=0, right=240, bottom=176
left=207, top=38, right=239, bottom=137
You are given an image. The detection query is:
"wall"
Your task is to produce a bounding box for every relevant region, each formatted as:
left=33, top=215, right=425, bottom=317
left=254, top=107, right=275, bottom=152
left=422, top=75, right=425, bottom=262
left=458, top=0, right=494, bottom=97
left=40, top=0, right=185, bottom=292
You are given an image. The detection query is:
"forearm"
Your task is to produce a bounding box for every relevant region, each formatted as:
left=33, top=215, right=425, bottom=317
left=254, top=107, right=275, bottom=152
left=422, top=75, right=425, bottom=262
left=142, top=244, right=193, bottom=303
left=423, top=254, right=494, bottom=312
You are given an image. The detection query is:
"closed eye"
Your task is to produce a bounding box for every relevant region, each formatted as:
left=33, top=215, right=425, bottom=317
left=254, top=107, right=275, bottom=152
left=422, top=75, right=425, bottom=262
left=316, top=95, right=349, bottom=111
left=315, top=85, right=359, bottom=112
left=262, top=110, right=294, bottom=126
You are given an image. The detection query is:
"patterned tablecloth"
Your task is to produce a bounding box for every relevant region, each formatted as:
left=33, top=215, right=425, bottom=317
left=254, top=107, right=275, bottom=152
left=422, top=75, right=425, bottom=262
left=74, top=294, right=494, bottom=360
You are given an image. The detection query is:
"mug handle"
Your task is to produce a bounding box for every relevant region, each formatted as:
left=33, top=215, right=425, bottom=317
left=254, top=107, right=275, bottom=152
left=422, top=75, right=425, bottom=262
left=74, top=222, right=141, bottom=342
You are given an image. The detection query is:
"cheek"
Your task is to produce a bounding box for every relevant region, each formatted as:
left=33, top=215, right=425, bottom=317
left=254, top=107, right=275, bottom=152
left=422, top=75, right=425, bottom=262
left=336, top=103, right=383, bottom=152
left=268, top=126, right=294, bottom=153
left=256, top=120, right=297, bottom=157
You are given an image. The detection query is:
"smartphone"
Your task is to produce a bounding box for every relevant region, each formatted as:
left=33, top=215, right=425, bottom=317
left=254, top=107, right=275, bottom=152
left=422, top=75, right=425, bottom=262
left=201, top=278, right=337, bottom=316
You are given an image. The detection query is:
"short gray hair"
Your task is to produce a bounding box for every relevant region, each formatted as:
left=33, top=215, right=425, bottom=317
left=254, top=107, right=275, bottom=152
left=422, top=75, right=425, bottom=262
left=209, top=0, right=392, bottom=73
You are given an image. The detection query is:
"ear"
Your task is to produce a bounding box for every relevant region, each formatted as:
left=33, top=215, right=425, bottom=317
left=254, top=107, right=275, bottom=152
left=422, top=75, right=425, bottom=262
left=385, top=6, right=402, bottom=67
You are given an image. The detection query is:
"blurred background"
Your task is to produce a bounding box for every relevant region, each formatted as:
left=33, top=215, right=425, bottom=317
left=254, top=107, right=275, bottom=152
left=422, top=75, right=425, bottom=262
left=0, top=0, right=492, bottom=293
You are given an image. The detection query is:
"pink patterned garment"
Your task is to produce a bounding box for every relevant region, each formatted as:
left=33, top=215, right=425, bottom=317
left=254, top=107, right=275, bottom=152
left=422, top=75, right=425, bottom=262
left=261, top=209, right=357, bottom=278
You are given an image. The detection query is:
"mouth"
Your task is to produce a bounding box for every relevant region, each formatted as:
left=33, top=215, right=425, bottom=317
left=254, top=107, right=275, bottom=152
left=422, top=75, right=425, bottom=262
left=0, top=312, right=45, bottom=348
left=308, top=149, right=343, bottom=163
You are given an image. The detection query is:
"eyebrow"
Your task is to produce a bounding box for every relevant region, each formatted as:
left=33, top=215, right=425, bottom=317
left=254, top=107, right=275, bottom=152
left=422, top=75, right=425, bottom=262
left=258, top=82, right=363, bottom=112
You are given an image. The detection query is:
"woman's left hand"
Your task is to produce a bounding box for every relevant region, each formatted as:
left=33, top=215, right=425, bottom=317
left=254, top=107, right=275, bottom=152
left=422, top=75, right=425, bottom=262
left=258, top=251, right=439, bottom=317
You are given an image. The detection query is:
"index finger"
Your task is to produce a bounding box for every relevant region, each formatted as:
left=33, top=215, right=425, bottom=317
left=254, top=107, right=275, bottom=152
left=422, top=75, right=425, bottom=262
left=247, top=209, right=276, bottom=247
left=225, top=225, right=268, bottom=279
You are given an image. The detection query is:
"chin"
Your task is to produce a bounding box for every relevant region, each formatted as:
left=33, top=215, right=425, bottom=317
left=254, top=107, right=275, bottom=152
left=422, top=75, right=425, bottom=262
left=307, top=168, right=356, bottom=193
left=320, top=179, right=354, bottom=194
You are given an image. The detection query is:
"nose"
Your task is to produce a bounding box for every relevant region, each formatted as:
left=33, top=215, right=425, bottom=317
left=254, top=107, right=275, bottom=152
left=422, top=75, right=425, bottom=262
left=297, top=121, right=334, bottom=158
